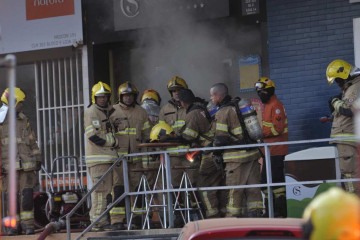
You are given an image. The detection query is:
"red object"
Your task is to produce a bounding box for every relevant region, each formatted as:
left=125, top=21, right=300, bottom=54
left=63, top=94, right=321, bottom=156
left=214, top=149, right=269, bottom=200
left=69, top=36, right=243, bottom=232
left=178, top=218, right=303, bottom=240
left=319, top=116, right=333, bottom=123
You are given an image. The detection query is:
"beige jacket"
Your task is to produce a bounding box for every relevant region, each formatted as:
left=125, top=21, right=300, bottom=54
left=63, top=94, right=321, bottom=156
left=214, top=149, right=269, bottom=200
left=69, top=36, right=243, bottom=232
left=159, top=99, right=188, bottom=155
left=84, top=104, right=118, bottom=167
left=331, top=75, right=360, bottom=146
left=1, top=111, right=41, bottom=171
left=215, top=100, right=260, bottom=163
left=112, top=103, right=150, bottom=161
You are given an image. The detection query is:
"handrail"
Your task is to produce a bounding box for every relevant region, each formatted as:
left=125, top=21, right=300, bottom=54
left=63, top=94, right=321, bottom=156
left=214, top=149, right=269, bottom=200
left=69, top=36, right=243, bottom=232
left=67, top=136, right=358, bottom=239
left=65, top=156, right=125, bottom=240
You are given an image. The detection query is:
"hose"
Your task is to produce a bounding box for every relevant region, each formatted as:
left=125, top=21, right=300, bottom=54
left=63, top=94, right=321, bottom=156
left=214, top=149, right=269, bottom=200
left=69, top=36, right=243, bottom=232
left=37, top=220, right=64, bottom=240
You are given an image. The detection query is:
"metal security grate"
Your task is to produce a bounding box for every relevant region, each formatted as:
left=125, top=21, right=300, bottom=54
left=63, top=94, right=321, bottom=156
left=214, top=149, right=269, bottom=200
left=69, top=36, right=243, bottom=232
left=35, top=51, right=86, bottom=192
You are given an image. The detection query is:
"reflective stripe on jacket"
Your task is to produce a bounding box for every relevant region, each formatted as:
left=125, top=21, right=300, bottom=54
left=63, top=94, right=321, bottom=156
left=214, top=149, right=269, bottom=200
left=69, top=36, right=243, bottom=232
left=84, top=104, right=118, bottom=167
left=159, top=99, right=188, bottom=155
left=215, top=104, right=259, bottom=163
left=181, top=107, right=213, bottom=147
left=331, top=76, right=360, bottom=147
left=112, top=103, right=150, bottom=162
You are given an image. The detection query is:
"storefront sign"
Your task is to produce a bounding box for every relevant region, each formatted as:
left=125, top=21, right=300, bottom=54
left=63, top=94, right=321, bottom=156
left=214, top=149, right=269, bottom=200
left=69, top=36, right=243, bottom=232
left=0, top=0, right=82, bottom=54
left=113, top=0, right=229, bottom=31
left=26, top=0, right=75, bottom=20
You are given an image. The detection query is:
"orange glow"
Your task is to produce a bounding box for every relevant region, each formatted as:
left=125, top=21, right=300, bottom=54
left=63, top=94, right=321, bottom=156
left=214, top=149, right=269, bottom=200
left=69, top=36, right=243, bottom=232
left=3, top=216, right=17, bottom=228
left=185, top=151, right=201, bottom=162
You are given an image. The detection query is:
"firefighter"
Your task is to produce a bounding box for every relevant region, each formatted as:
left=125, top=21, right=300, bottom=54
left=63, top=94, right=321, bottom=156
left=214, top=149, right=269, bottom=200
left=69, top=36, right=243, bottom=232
left=326, top=59, right=360, bottom=196
left=112, top=82, right=151, bottom=228
left=139, top=89, right=162, bottom=225
left=159, top=76, right=194, bottom=186
left=140, top=89, right=161, bottom=126
left=84, top=81, right=124, bottom=231
left=0, top=87, right=42, bottom=235
left=255, top=77, right=288, bottom=217
left=302, top=187, right=360, bottom=240
left=209, top=83, right=263, bottom=217
left=177, top=88, right=225, bottom=219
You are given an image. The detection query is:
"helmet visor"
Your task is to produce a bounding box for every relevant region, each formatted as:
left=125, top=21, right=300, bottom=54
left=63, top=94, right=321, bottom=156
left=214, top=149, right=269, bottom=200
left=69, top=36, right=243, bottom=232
left=254, top=82, right=266, bottom=90
left=141, top=100, right=160, bottom=116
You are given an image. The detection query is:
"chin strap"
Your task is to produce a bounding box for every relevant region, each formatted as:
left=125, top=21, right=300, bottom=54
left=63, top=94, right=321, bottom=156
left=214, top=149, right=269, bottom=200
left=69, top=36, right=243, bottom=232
left=0, top=104, right=8, bottom=124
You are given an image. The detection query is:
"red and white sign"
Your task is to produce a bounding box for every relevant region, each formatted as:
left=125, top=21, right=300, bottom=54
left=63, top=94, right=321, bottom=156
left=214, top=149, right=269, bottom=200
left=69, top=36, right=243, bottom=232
left=0, top=0, right=82, bottom=54
left=26, top=0, right=75, bottom=20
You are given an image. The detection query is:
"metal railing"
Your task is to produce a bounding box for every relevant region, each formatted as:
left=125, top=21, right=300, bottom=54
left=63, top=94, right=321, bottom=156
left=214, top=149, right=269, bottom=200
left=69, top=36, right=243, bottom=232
left=67, top=137, right=360, bottom=240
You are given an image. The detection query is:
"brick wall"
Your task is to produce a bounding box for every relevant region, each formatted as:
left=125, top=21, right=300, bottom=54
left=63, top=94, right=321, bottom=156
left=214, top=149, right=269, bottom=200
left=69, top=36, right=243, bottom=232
left=267, top=0, right=360, bottom=151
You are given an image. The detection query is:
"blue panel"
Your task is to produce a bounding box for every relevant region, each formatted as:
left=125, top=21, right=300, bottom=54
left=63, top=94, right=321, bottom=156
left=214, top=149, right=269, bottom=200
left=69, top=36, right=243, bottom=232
left=266, top=0, right=360, bottom=152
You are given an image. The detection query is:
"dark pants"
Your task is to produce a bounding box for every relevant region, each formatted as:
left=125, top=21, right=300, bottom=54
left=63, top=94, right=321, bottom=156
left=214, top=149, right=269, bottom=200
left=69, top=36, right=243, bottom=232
left=261, top=155, right=287, bottom=218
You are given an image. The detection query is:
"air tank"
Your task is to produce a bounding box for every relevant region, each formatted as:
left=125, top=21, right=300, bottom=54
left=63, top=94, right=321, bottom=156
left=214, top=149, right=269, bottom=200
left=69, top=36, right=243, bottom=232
left=238, top=98, right=263, bottom=143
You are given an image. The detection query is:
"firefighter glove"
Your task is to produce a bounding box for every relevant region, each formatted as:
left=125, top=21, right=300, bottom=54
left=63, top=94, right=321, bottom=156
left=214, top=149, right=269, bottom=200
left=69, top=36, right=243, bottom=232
left=328, top=93, right=342, bottom=113
left=331, top=98, right=344, bottom=114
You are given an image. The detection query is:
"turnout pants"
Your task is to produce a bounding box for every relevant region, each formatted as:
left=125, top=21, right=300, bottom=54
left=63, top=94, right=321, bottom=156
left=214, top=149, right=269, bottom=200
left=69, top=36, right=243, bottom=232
left=1, top=170, right=36, bottom=230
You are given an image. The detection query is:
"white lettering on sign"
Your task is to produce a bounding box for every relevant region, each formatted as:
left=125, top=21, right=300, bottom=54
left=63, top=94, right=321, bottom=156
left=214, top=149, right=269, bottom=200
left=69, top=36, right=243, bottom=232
left=33, top=0, right=65, bottom=6
left=120, top=0, right=140, bottom=18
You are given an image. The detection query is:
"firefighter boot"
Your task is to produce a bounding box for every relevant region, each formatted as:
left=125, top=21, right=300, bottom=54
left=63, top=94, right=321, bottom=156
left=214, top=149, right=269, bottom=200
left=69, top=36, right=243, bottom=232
left=6, top=227, right=18, bottom=236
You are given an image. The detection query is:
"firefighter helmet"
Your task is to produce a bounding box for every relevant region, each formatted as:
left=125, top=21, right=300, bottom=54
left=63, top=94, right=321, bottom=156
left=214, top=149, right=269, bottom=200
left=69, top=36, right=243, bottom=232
left=1, top=87, right=26, bottom=106
left=118, top=81, right=139, bottom=99
left=167, top=76, right=188, bottom=93
left=150, top=122, right=174, bottom=142
left=326, top=59, right=353, bottom=85
left=255, top=77, right=276, bottom=91
left=140, top=89, right=161, bottom=105
left=91, top=81, right=111, bottom=104
left=302, top=187, right=360, bottom=240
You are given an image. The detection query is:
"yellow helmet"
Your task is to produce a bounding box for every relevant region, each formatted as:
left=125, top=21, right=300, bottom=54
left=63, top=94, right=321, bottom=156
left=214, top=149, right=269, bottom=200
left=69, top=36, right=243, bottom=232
left=167, top=76, right=188, bottom=93
left=1, top=87, right=26, bottom=106
left=149, top=122, right=174, bottom=142
left=140, top=89, right=161, bottom=105
left=302, top=187, right=360, bottom=240
left=118, top=81, right=139, bottom=99
left=91, top=81, right=111, bottom=104
left=326, top=59, right=353, bottom=85
left=254, top=77, right=276, bottom=90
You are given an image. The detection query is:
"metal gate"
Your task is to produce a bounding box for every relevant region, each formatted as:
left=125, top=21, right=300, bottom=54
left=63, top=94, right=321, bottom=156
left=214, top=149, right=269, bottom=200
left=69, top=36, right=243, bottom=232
left=35, top=50, right=86, bottom=192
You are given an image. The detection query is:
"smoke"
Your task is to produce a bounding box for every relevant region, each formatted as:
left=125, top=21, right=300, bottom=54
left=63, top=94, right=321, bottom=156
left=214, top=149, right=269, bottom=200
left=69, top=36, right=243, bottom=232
left=129, top=4, right=261, bottom=103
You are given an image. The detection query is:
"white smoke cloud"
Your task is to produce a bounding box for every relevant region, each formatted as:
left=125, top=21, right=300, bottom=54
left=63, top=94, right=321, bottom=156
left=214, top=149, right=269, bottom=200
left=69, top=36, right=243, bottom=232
left=129, top=5, right=261, bottom=103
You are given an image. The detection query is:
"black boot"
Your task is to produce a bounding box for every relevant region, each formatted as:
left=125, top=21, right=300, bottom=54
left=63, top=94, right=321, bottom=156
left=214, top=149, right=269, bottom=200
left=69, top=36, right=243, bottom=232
left=247, top=209, right=264, bottom=218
